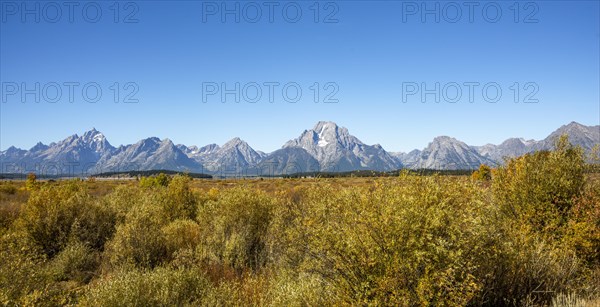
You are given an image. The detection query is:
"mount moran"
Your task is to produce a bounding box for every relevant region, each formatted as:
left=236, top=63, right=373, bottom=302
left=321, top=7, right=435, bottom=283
left=1, top=121, right=598, bottom=176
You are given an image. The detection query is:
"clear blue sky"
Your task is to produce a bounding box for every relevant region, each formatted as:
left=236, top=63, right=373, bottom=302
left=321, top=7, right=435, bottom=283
left=1, top=1, right=599, bottom=152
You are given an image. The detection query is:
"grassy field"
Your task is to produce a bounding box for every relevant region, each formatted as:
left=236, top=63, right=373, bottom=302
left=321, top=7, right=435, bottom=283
left=1, top=141, right=599, bottom=306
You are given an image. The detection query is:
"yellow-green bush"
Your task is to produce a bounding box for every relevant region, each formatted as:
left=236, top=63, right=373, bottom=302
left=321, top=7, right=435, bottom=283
left=163, top=175, right=198, bottom=221
left=196, top=187, right=273, bottom=272
left=162, top=219, right=201, bottom=259
left=493, top=136, right=585, bottom=236
left=473, top=227, right=582, bottom=305
left=484, top=136, right=590, bottom=305
left=0, top=183, right=17, bottom=195
left=16, top=181, right=115, bottom=258
left=105, top=202, right=167, bottom=269
left=0, top=202, right=20, bottom=233
left=472, top=164, right=492, bottom=181
left=103, top=178, right=199, bottom=270
left=139, top=173, right=171, bottom=188
left=265, top=271, right=331, bottom=306
left=25, top=173, right=37, bottom=191
left=0, top=231, right=47, bottom=305
left=47, top=240, right=99, bottom=284
left=565, top=181, right=600, bottom=265
left=81, top=267, right=211, bottom=306
left=271, top=176, right=487, bottom=305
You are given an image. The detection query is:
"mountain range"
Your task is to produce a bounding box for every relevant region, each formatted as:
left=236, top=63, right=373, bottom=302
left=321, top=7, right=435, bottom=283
left=1, top=121, right=598, bottom=176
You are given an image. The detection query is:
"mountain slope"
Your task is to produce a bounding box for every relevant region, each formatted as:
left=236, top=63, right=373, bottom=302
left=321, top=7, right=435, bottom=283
left=213, top=138, right=264, bottom=168
left=1, top=121, right=598, bottom=175
left=472, top=122, right=599, bottom=163
left=533, top=121, right=599, bottom=152
left=179, top=138, right=264, bottom=174
left=474, top=138, right=536, bottom=163
left=283, top=121, right=400, bottom=171
left=97, top=137, right=202, bottom=173
left=0, top=129, right=115, bottom=174
left=258, top=147, right=320, bottom=176
left=403, top=136, right=496, bottom=170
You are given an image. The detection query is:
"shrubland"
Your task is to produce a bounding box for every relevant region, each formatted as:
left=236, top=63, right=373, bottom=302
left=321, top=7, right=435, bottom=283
left=0, top=137, right=598, bottom=306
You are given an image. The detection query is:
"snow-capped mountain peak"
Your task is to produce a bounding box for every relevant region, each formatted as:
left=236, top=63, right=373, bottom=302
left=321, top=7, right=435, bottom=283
left=317, top=129, right=329, bottom=147
left=283, top=121, right=399, bottom=171
left=79, top=128, right=112, bottom=153
left=1, top=121, right=598, bottom=175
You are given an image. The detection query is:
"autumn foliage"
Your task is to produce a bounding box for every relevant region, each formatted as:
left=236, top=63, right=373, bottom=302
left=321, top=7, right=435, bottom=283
left=0, top=137, right=599, bottom=306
